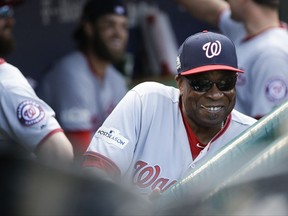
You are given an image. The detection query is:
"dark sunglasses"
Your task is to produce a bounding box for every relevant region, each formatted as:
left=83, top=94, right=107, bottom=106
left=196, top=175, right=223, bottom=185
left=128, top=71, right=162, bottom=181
left=0, top=6, right=14, bottom=18
left=183, top=75, right=238, bottom=92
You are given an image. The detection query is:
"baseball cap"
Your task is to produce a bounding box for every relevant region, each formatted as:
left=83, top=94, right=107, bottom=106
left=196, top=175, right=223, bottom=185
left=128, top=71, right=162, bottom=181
left=81, top=0, right=127, bottom=22
left=177, top=31, right=244, bottom=76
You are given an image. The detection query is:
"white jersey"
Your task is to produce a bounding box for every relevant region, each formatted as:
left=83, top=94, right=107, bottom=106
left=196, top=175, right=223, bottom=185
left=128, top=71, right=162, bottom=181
left=37, top=51, right=128, bottom=133
left=219, top=10, right=288, bottom=118
left=84, top=82, right=257, bottom=194
left=0, top=59, right=62, bottom=158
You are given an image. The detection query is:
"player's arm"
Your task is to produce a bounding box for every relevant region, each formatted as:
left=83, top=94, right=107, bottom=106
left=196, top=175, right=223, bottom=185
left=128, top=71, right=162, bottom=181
left=82, top=151, right=121, bottom=179
left=175, top=0, right=229, bottom=26
left=35, top=131, right=74, bottom=167
left=82, top=88, right=142, bottom=178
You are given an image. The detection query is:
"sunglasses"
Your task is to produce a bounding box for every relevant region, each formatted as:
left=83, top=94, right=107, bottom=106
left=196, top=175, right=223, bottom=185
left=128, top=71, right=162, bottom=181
left=183, top=75, right=237, bottom=92
left=0, top=6, right=14, bottom=18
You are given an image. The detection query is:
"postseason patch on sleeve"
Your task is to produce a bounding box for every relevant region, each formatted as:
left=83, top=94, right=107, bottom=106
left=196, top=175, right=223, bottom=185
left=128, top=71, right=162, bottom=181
left=95, top=126, right=129, bottom=149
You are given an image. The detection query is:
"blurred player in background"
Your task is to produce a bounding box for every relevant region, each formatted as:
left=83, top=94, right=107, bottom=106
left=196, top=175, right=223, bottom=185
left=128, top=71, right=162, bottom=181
left=176, top=0, right=288, bottom=119
left=37, top=0, right=129, bottom=163
left=0, top=0, right=73, bottom=167
left=82, top=31, right=257, bottom=194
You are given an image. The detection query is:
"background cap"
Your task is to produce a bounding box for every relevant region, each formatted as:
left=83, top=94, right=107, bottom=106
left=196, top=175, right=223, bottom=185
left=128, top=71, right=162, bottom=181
left=177, top=31, right=244, bottom=76
left=0, top=0, right=24, bottom=7
left=81, top=0, right=127, bottom=22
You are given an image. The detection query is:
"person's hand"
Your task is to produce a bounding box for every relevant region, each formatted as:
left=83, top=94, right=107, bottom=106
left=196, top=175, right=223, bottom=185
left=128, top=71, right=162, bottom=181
left=148, top=187, right=161, bottom=201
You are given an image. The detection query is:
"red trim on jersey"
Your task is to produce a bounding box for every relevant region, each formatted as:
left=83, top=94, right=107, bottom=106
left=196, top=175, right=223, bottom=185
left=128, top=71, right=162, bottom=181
left=0, top=58, right=6, bottom=64
left=82, top=151, right=121, bottom=175
left=180, top=111, right=202, bottom=160
left=253, top=115, right=263, bottom=120
left=65, top=131, right=92, bottom=159
left=242, top=25, right=285, bottom=42
left=36, top=128, right=64, bottom=151
left=179, top=102, right=203, bottom=160
left=280, top=21, right=288, bottom=30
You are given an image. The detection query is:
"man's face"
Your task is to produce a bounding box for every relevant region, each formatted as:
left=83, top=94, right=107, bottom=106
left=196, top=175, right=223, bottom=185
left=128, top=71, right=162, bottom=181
left=177, top=70, right=237, bottom=128
left=0, top=5, right=15, bottom=56
left=90, top=14, right=128, bottom=63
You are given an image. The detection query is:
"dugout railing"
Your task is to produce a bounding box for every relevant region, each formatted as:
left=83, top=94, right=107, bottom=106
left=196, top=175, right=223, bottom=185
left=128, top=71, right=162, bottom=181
left=155, top=99, right=288, bottom=215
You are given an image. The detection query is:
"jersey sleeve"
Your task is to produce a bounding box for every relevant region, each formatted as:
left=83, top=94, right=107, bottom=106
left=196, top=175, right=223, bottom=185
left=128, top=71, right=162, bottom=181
left=218, top=10, right=246, bottom=43
left=0, top=85, right=62, bottom=152
left=37, top=59, right=95, bottom=132
left=83, top=89, right=142, bottom=175
left=249, top=49, right=288, bottom=118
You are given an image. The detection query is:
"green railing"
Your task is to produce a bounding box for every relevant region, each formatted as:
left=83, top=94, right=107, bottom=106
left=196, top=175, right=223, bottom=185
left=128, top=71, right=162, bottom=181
left=157, top=99, right=288, bottom=211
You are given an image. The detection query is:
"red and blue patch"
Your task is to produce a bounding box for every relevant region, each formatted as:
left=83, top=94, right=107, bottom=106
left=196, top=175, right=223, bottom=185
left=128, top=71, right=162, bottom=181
left=265, top=78, right=288, bottom=102
left=17, top=100, right=45, bottom=126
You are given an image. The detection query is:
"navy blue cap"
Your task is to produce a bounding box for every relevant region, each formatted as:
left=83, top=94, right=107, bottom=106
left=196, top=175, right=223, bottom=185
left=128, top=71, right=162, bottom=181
left=177, top=31, right=244, bottom=75
left=81, top=0, right=127, bottom=22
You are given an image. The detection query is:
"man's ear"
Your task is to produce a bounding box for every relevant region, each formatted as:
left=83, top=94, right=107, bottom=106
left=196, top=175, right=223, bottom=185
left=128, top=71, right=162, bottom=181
left=175, top=75, right=184, bottom=94
left=83, top=21, right=94, bottom=37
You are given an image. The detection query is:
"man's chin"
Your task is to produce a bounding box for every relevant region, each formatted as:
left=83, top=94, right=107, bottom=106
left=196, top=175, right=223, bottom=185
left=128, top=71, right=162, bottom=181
left=111, top=52, right=125, bottom=62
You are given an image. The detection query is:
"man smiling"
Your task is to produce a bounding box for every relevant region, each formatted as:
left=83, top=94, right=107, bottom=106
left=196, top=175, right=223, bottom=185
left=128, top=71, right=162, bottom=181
left=82, top=31, right=257, bottom=195
left=37, top=0, right=129, bottom=163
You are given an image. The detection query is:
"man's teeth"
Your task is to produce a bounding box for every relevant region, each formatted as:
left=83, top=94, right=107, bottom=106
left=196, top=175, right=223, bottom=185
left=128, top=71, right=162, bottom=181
left=201, top=105, right=221, bottom=111
left=208, top=107, right=221, bottom=111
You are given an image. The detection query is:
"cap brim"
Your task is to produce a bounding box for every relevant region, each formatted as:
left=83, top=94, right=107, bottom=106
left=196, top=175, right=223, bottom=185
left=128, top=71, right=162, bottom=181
left=180, top=65, right=244, bottom=75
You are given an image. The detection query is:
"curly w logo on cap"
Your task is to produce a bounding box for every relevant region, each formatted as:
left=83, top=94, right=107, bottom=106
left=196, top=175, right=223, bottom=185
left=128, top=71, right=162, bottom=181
left=203, top=40, right=222, bottom=58
left=177, top=31, right=244, bottom=76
